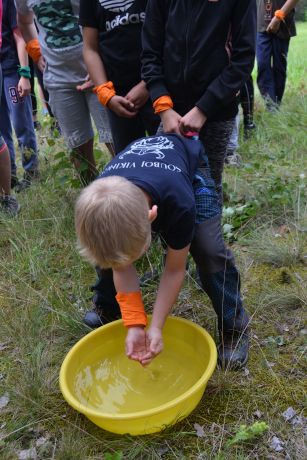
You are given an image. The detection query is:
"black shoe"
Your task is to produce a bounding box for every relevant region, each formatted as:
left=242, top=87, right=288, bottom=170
left=0, top=195, right=21, bottom=217
left=83, top=304, right=121, bottom=329
left=218, top=329, right=249, bottom=370
left=83, top=307, right=105, bottom=328
left=11, top=175, right=20, bottom=189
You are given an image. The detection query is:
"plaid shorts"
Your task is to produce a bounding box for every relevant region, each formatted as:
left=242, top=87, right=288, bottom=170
left=193, top=152, right=221, bottom=224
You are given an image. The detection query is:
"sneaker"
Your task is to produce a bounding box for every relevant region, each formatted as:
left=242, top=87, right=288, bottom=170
left=225, top=152, right=242, bottom=167
left=218, top=329, right=249, bottom=370
left=0, top=195, right=21, bottom=217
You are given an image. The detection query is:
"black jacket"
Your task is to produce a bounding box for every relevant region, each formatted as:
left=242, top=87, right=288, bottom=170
left=141, top=0, right=257, bottom=121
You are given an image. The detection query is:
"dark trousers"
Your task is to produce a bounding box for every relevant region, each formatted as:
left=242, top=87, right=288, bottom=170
left=257, top=32, right=290, bottom=105
left=240, top=75, right=254, bottom=126
left=107, top=97, right=160, bottom=154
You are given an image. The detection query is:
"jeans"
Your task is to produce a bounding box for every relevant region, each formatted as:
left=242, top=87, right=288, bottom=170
left=257, top=32, right=290, bottom=105
left=0, top=71, right=38, bottom=176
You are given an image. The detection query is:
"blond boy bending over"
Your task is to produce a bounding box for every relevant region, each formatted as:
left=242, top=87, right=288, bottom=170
left=75, top=134, right=249, bottom=368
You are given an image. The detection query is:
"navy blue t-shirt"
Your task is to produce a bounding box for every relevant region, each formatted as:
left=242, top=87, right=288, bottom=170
left=99, top=134, right=203, bottom=250
left=0, top=0, right=18, bottom=74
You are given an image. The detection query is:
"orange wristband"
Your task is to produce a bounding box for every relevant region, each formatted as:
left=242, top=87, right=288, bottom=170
left=93, top=81, right=116, bottom=106
left=153, top=95, right=174, bottom=114
left=274, top=10, right=286, bottom=21
left=116, top=291, right=148, bottom=328
left=25, top=39, right=42, bottom=63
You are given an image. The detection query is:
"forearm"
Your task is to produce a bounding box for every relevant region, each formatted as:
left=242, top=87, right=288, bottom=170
left=280, top=0, right=300, bottom=15
left=83, top=47, right=108, bottom=86
left=113, top=265, right=140, bottom=293
left=13, top=29, right=28, bottom=67
left=17, top=11, right=38, bottom=43
left=151, top=266, right=186, bottom=330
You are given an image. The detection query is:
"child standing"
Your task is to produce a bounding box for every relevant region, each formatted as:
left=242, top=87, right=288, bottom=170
left=15, top=0, right=113, bottom=184
left=140, top=0, right=257, bottom=366
left=76, top=134, right=249, bottom=369
left=0, top=0, right=20, bottom=215
left=0, top=0, right=38, bottom=190
left=79, top=0, right=159, bottom=154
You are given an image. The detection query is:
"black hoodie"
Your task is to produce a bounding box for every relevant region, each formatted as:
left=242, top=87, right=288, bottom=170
left=141, top=0, right=257, bottom=121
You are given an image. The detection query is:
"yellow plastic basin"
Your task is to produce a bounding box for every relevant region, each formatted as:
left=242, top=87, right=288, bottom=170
left=59, top=316, right=217, bottom=435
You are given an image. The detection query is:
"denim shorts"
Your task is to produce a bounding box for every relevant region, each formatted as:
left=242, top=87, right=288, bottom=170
left=48, top=86, right=113, bottom=148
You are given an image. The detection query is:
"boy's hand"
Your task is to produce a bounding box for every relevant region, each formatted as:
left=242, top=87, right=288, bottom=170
left=142, top=326, right=163, bottom=365
left=160, top=109, right=181, bottom=134
left=125, top=81, right=149, bottom=111
left=126, top=326, right=150, bottom=364
left=37, top=55, right=46, bottom=73
left=179, top=107, right=207, bottom=134
left=266, top=17, right=281, bottom=34
left=108, top=95, right=137, bottom=118
left=76, top=75, right=94, bottom=91
left=18, top=76, right=31, bottom=98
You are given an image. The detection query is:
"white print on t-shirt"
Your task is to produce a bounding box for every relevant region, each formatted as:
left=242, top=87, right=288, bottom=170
left=118, top=136, right=174, bottom=160
left=105, top=12, right=145, bottom=31
left=99, top=0, right=135, bottom=13
left=104, top=161, right=181, bottom=173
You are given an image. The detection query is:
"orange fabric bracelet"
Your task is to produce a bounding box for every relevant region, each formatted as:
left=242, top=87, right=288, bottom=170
left=153, top=95, right=174, bottom=114
left=93, top=81, right=116, bottom=106
left=116, top=291, right=148, bottom=328
left=25, top=39, right=42, bottom=63
left=274, top=10, right=286, bottom=21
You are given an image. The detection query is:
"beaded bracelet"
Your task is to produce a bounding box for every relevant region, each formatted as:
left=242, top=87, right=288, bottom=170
left=17, top=65, right=31, bottom=79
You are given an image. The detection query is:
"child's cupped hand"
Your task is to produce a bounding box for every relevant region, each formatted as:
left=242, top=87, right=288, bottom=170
left=125, top=326, right=163, bottom=366
left=108, top=95, right=137, bottom=118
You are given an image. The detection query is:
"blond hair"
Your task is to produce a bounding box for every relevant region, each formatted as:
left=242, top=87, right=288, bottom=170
left=75, top=176, right=151, bottom=269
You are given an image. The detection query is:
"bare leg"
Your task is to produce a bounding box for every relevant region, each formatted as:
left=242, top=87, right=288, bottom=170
left=71, top=138, right=97, bottom=185
left=0, top=144, right=11, bottom=195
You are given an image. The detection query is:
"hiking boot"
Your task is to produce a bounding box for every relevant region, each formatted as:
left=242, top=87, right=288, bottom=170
left=0, top=195, right=21, bottom=217
left=218, top=329, right=249, bottom=370
left=83, top=303, right=121, bottom=328
left=225, top=152, right=242, bottom=167
left=83, top=287, right=121, bottom=329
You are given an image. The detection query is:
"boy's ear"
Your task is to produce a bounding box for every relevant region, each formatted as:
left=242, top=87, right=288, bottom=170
left=148, top=205, right=158, bottom=223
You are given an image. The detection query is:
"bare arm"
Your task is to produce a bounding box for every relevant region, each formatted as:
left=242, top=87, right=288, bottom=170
left=267, top=0, right=300, bottom=33
left=17, top=10, right=38, bottom=43
left=12, top=28, right=30, bottom=97
left=17, top=10, right=45, bottom=72
left=82, top=26, right=108, bottom=86
left=82, top=26, right=135, bottom=117
left=150, top=245, right=190, bottom=330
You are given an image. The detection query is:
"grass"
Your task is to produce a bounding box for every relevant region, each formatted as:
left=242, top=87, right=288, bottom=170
left=0, top=23, right=306, bottom=460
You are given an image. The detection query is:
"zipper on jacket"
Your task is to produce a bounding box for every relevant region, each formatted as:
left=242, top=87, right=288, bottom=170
left=184, top=0, right=195, bottom=108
